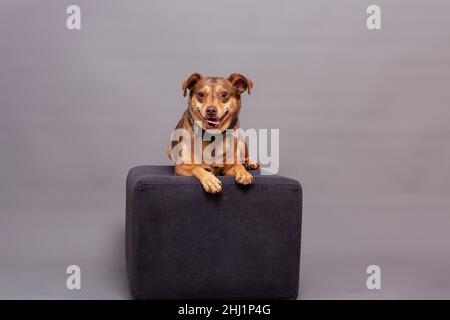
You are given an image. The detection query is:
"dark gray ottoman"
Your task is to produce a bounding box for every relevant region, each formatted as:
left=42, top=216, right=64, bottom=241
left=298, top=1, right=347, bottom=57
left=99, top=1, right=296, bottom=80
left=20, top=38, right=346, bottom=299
left=126, top=165, right=302, bottom=299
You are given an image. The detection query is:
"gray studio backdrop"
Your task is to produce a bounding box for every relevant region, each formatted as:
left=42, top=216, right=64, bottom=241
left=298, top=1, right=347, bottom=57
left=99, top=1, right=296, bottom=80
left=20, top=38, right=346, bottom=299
left=1, top=0, right=450, bottom=299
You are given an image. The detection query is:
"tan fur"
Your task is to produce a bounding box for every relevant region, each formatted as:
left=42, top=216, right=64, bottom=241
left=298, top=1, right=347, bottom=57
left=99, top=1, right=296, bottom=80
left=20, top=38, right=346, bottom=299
left=168, top=73, right=259, bottom=193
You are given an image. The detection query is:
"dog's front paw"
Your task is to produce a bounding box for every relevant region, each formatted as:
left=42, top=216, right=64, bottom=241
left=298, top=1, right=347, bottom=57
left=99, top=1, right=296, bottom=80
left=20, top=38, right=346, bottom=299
left=245, top=159, right=260, bottom=170
left=200, top=174, right=222, bottom=193
left=235, top=170, right=254, bottom=185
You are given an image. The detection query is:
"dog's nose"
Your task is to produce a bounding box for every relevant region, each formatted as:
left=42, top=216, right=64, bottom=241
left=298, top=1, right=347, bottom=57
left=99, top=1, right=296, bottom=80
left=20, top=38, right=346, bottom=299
left=206, top=106, right=217, bottom=117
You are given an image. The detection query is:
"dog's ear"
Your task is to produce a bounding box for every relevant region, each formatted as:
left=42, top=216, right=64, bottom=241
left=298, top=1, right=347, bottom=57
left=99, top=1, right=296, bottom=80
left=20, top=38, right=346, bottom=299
left=228, top=73, right=253, bottom=95
left=182, top=73, right=202, bottom=97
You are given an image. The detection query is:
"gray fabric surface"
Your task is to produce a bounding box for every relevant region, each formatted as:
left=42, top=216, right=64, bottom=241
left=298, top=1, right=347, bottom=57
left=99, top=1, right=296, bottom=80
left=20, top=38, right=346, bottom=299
left=126, top=166, right=302, bottom=299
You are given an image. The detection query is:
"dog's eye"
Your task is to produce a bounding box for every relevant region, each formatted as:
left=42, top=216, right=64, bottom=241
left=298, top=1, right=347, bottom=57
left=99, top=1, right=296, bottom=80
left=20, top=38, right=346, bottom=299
left=220, top=92, right=228, bottom=98
left=197, top=92, right=205, bottom=98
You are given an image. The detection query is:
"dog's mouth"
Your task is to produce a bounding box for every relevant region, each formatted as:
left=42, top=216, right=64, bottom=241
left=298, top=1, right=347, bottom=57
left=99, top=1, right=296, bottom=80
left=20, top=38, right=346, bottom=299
left=199, top=110, right=229, bottom=129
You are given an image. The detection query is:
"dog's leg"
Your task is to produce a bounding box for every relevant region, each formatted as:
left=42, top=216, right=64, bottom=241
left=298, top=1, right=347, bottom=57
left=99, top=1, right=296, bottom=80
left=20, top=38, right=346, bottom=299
left=175, top=164, right=222, bottom=193
left=245, top=158, right=260, bottom=170
left=243, top=140, right=260, bottom=170
left=223, top=164, right=254, bottom=185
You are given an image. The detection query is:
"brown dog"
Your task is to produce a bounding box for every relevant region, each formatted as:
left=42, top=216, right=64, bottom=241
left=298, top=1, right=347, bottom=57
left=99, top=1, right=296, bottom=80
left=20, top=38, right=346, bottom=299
left=167, top=73, right=259, bottom=193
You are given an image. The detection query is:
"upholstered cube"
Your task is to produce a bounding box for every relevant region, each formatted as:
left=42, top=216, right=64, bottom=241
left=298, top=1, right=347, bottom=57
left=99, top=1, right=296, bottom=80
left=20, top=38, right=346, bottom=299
left=126, top=165, right=302, bottom=299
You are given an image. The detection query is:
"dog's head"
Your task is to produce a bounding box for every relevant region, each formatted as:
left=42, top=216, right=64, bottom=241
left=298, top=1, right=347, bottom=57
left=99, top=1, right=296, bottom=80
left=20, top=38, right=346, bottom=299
left=182, top=73, right=253, bottom=131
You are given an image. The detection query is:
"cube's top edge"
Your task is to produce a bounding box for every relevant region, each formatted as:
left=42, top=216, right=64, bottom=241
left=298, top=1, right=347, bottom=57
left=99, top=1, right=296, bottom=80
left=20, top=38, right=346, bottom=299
left=126, top=165, right=301, bottom=189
